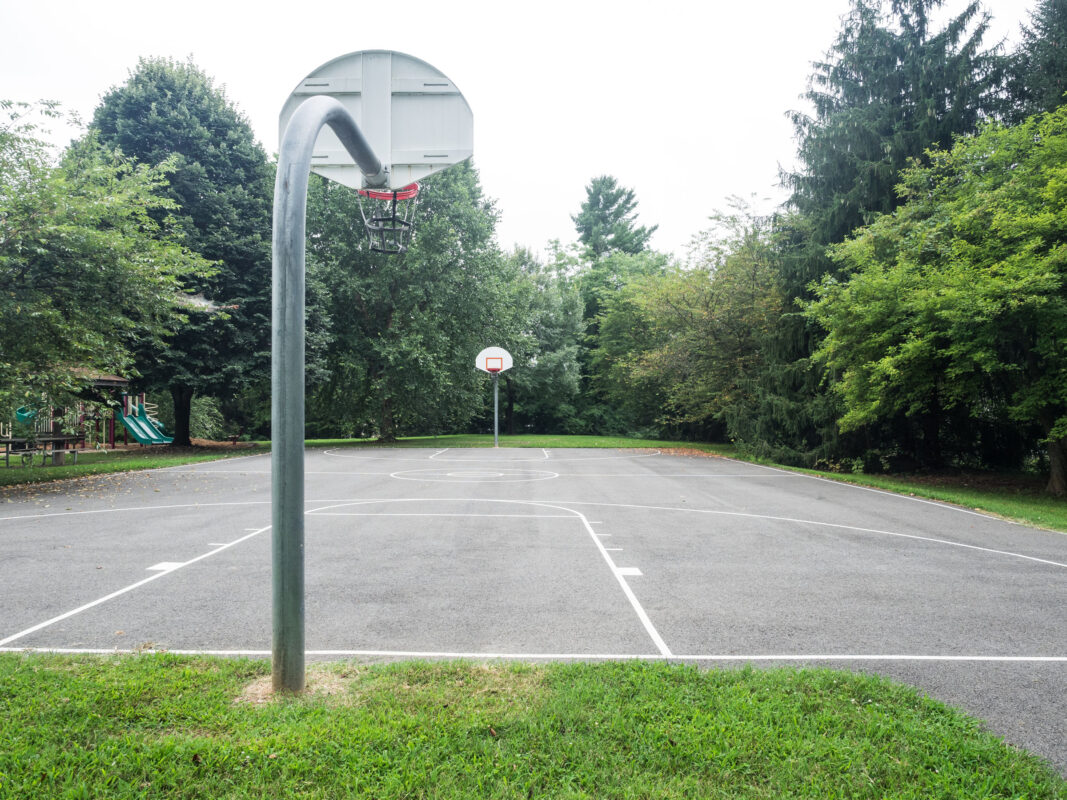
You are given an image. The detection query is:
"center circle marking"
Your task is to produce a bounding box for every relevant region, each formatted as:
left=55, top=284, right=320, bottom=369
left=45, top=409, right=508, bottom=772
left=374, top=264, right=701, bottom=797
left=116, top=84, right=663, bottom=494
left=389, top=468, right=560, bottom=483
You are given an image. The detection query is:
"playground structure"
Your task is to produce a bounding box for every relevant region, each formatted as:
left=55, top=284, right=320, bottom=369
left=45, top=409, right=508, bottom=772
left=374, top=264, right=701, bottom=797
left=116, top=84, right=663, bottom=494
left=2, top=390, right=172, bottom=466
left=117, top=393, right=173, bottom=446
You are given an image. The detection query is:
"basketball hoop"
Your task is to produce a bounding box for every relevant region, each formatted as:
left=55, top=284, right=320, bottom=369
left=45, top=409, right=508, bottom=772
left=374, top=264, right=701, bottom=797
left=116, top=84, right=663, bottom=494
left=357, top=182, right=420, bottom=254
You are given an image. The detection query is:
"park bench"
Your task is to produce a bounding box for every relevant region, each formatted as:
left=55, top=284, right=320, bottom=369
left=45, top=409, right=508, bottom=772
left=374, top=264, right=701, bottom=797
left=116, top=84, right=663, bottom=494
left=2, top=441, right=37, bottom=467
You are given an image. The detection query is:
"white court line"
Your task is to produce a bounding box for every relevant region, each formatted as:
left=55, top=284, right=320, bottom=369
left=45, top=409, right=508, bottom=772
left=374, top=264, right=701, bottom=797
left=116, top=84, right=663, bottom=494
left=320, top=449, right=663, bottom=463
left=305, top=498, right=674, bottom=658
left=152, top=451, right=269, bottom=472
left=2, top=496, right=1061, bottom=570
left=0, top=525, right=270, bottom=648
left=2, top=647, right=1064, bottom=663
left=0, top=499, right=270, bottom=523
left=428, top=448, right=449, bottom=460
left=718, top=455, right=1046, bottom=525
left=308, top=512, right=575, bottom=519
left=544, top=500, right=1067, bottom=570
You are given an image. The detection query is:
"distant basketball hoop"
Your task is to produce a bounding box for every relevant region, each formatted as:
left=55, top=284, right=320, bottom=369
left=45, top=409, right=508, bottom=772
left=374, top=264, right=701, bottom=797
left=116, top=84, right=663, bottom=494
left=358, top=183, right=420, bottom=254
left=475, top=347, right=513, bottom=448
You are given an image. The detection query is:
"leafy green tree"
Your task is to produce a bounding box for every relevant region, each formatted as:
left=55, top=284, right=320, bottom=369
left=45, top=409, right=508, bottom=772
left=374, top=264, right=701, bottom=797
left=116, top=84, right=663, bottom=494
left=561, top=245, right=671, bottom=435
left=806, top=106, right=1067, bottom=494
left=752, top=0, right=1004, bottom=466
left=0, top=101, right=211, bottom=416
left=572, top=175, right=658, bottom=260
left=1007, top=0, right=1067, bottom=120
left=595, top=205, right=783, bottom=440
left=305, top=162, right=513, bottom=439
left=494, top=250, right=584, bottom=434
left=90, top=58, right=274, bottom=446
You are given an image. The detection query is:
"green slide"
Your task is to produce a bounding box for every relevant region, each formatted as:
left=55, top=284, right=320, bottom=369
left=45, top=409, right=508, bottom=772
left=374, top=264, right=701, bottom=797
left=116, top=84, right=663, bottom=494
left=118, top=404, right=173, bottom=445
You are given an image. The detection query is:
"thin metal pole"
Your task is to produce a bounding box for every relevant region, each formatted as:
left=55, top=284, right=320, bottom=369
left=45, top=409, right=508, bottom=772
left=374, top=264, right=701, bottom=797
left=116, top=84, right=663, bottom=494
left=272, top=95, right=387, bottom=693
left=493, top=373, right=499, bottom=448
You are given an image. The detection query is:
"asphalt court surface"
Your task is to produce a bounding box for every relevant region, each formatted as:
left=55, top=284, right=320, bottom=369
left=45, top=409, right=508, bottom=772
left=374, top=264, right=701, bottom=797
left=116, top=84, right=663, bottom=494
left=0, top=447, right=1064, bottom=772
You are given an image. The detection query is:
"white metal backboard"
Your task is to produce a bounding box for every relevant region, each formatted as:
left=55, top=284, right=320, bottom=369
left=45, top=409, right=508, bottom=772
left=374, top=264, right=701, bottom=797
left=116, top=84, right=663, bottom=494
left=279, top=50, right=473, bottom=191
left=475, top=347, right=513, bottom=373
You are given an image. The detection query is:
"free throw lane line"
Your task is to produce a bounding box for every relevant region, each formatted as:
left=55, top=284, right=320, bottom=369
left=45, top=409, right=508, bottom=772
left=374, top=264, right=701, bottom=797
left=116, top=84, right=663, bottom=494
left=305, top=498, right=674, bottom=657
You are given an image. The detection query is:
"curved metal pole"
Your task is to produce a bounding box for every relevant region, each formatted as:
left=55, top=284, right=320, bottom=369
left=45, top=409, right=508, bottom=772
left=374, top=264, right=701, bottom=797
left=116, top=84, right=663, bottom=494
left=272, top=96, right=387, bottom=692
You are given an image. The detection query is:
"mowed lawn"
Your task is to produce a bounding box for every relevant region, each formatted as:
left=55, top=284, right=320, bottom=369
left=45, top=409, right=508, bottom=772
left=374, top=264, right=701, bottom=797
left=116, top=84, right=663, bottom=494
left=1, top=656, right=1064, bottom=798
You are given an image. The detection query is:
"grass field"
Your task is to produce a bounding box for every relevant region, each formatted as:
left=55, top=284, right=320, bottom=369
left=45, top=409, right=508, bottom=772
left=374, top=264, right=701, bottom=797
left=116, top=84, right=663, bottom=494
left=0, top=655, right=1063, bottom=799
left=0, top=444, right=261, bottom=489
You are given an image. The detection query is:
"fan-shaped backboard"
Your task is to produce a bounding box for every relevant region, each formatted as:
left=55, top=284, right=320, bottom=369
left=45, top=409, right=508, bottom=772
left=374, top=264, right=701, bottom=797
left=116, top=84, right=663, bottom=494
left=279, top=50, right=473, bottom=190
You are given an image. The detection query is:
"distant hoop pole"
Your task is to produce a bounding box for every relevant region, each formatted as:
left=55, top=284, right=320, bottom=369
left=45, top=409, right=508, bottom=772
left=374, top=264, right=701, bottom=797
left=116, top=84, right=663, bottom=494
left=492, top=372, right=500, bottom=448
left=272, top=96, right=388, bottom=693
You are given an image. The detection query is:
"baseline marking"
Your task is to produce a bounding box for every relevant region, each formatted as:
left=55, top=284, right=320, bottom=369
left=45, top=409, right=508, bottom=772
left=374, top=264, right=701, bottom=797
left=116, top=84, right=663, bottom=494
left=718, top=456, right=1051, bottom=526
left=540, top=500, right=1067, bottom=570
left=2, top=647, right=1063, bottom=663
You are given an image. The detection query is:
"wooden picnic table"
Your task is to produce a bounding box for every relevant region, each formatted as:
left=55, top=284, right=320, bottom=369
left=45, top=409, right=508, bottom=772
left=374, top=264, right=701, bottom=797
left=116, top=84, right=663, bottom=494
left=1, top=436, right=81, bottom=467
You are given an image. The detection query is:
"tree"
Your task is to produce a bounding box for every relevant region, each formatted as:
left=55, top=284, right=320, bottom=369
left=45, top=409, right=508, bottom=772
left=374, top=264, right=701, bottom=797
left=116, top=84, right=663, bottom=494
left=806, top=106, right=1067, bottom=494
left=594, top=204, right=784, bottom=440
left=571, top=175, right=658, bottom=259
left=752, top=0, right=1004, bottom=465
left=784, top=0, right=1001, bottom=286
left=494, top=250, right=584, bottom=434
left=90, top=58, right=274, bottom=445
left=0, top=101, right=211, bottom=415
left=1007, top=0, right=1067, bottom=120
left=305, top=161, right=514, bottom=440
left=564, top=245, right=671, bottom=434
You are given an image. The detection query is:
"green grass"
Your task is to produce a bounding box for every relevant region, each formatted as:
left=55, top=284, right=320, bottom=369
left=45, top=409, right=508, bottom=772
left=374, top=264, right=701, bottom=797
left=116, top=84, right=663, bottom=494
left=0, top=445, right=263, bottom=489
left=781, top=467, right=1067, bottom=534
left=0, top=655, right=1062, bottom=798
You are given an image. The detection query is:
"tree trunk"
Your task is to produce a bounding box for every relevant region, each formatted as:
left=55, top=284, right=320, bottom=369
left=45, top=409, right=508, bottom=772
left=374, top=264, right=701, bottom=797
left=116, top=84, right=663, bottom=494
left=378, top=394, right=396, bottom=443
left=1047, top=436, right=1067, bottom=497
left=171, top=385, right=194, bottom=447
left=505, top=375, right=516, bottom=435
left=919, top=387, right=944, bottom=469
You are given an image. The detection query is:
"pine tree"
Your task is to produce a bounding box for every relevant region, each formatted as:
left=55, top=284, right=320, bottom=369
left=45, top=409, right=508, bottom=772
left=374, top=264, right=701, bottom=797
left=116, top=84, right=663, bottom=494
left=1008, top=0, right=1067, bottom=120
left=757, top=0, right=1003, bottom=465
left=571, top=175, right=657, bottom=259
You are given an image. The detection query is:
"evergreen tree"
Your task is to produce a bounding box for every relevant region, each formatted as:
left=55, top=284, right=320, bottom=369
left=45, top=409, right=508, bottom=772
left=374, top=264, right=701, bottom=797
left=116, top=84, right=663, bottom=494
left=783, top=0, right=1001, bottom=293
left=571, top=175, right=658, bottom=259
left=807, top=106, right=1067, bottom=493
left=755, top=0, right=1003, bottom=465
left=90, top=58, right=274, bottom=445
left=1008, top=0, right=1067, bottom=120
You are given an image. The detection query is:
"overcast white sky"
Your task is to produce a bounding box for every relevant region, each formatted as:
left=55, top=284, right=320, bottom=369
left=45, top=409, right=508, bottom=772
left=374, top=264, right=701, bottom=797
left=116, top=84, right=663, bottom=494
left=3, top=0, right=1035, bottom=260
